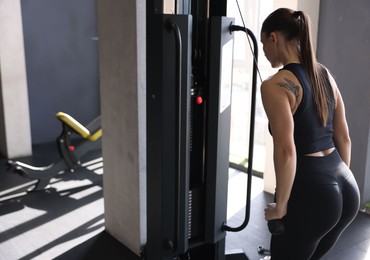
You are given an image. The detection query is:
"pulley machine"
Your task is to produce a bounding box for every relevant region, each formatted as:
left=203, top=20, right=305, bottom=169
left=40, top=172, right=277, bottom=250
left=146, top=0, right=259, bottom=259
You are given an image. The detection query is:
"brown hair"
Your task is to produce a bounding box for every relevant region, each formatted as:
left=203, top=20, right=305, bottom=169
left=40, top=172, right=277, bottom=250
left=261, top=8, right=332, bottom=126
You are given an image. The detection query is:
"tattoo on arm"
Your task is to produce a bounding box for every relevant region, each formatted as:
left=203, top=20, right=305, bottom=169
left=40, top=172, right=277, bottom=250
left=276, top=78, right=300, bottom=101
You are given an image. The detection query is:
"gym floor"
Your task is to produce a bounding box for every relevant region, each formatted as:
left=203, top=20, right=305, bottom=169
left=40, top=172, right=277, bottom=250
left=0, top=142, right=369, bottom=260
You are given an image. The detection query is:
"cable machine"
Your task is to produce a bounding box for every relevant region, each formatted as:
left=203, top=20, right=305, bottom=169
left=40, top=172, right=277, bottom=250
left=146, top=0, right=259, bottom=259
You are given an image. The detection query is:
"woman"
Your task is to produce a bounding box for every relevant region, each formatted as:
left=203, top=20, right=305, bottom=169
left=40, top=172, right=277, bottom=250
left=260, top=8, right=360, bottom=259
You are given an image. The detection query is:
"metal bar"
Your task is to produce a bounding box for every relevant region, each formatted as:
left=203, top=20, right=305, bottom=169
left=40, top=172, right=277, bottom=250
left=168, top=18, right=183, bottom=251
left=223, top=25, right=258, bottom=232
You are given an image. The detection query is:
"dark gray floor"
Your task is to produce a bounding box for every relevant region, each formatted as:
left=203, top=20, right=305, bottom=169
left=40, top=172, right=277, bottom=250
left=0, top=143, right=370, bottom=260
left=225, top=192, right=370, bottom=260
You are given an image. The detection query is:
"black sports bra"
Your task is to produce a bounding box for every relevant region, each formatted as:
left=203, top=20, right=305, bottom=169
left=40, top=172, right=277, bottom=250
left=272, top=63, right=335, bottom=154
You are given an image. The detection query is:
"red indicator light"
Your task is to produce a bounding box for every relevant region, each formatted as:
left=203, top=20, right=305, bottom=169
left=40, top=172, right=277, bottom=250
left=195, top=96, right=203, bottom=105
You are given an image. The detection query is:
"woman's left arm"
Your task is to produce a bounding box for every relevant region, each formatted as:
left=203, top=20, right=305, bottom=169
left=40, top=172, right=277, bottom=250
left=261, top=77, right=297, bottom=220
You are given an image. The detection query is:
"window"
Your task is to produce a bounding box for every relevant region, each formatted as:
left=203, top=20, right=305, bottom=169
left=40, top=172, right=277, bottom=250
left=227, top=0, right=305, bottom=177
left=227, top=0, right=277, bottom=176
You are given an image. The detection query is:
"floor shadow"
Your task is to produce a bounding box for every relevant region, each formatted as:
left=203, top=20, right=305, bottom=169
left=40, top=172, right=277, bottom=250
left=54, top=230, right=140, bottom=260
left=0, top=145, right=105, bottom=259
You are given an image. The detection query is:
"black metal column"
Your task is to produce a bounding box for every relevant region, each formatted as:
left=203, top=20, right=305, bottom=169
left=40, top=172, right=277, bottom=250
left=146, top=9, right=192, bottom=259
left=146, top=1, right=252, bottom=259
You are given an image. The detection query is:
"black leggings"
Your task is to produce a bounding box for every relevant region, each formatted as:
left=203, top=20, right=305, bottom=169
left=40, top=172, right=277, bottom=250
left=270, top=150, right=360, bottom=260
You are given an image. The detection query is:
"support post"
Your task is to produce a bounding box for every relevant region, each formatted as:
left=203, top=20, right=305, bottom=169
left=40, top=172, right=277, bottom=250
left=0, top=0, right=32, bottom=158
left=97, top=0, right=146, bottom=256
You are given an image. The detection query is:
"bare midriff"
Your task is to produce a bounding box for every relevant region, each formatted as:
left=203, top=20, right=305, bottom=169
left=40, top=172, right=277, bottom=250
left=305, top=147, right=335, bottom=157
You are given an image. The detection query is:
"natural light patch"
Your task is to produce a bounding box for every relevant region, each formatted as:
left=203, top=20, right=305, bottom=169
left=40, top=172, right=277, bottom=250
left=0, top=198, right=104, bottom=259
left=37, top=224, right=105, bottom=260
left=68, top=185, right=102, bottom=200
left=227, top=169, right=264, bottom=219
left=0, top=206, right=47, bottom=236
left=363, top=242, right=370, bottom=260
left=36, top=217, right=105, bottom=260
left=87, top=217, right=105, bottom=229
left=55, top=179, right=95, bottom=193
left=0, top=181, right=37, bottom=197
left=81, top=157, right=103, bottom=167
left=93, top=168, right=103, bottom=175
left=81, top=157, right=103, bottom=174
left=86, top=161, right=103, bottom=172
left=0, top=181, right=38, bottom=202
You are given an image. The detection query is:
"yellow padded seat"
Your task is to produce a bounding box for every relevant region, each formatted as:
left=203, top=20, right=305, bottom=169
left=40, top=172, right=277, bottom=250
left=56, top=112, right=102, bottom=141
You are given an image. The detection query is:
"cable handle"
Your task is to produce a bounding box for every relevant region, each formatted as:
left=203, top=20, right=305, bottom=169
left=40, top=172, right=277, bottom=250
left=223, top=25, right=259, bottom=232
left=167, top=18, right=183, bottom=252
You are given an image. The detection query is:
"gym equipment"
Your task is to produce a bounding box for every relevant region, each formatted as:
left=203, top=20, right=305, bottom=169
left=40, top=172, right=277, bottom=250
left=255, top=220, right=284, bottom=258
left=146, top=0, right=259, bottom=259
left=7, top=112, right=102, bottom=191
left=257, top=245, right=271, bottom=255
left=268, top=219, right=285, bottom=236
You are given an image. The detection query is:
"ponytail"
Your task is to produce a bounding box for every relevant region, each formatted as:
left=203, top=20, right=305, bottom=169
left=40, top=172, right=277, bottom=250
left=262, top=8, right=332, bottom=126
left=295, top=11, right=331, bottom=126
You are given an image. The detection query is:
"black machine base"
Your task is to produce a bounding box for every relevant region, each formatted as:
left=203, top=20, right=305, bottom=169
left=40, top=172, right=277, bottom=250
left=225, top=249, right=249, bottom=260
left=225, top=254, right=249, bottom=260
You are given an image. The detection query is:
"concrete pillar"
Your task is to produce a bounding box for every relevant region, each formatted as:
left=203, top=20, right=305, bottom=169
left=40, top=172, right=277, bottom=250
left=97, top=0, right=146, bottom=256
left=0, top=0, right=32, bottom=158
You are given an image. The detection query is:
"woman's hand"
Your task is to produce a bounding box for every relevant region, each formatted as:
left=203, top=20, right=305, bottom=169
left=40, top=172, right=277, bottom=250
left=264, top=203, right=287, bottom=221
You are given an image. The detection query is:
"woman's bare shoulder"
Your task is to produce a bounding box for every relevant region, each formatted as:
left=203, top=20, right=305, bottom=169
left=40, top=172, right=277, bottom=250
left=261, top=70, right=300, bottom=94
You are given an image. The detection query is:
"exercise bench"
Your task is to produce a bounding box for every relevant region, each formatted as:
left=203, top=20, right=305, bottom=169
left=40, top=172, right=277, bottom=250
left=7, top=112, right=102, bottom=191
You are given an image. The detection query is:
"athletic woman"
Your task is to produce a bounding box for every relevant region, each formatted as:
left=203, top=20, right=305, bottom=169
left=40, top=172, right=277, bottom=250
left=260, top=8, right=360, bottom=259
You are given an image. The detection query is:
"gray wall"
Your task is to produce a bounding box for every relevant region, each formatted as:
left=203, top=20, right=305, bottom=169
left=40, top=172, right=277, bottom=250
left=21, top=0, right=100, bottom=144
left=317, top=0, right=370, bottom=203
